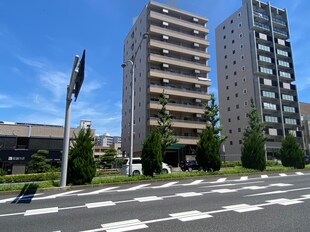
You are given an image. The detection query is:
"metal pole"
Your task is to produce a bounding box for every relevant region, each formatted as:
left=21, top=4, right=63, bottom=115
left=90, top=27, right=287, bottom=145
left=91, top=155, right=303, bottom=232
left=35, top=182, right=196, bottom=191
left=60, top=93, right=72, bottom=187
left=129, top=62, right=135, bottom=176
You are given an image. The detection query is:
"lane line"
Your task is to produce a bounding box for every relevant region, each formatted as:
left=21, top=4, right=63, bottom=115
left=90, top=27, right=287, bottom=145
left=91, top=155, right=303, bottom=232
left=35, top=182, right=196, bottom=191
left=182, top=180, right=204, bottom=186
left=152, top=182, right=178, bottom=188
left=86, top=201, right=115, bottom=209
left=78, top=187, right=119, bottom=196
left=134, top=196, right=163, bottom=202
left=34, top=190, right=83, bottom=200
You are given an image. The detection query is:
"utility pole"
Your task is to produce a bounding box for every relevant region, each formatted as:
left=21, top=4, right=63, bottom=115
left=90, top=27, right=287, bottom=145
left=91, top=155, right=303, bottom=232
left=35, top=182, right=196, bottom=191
left=60, top=50, right=86, bottom=188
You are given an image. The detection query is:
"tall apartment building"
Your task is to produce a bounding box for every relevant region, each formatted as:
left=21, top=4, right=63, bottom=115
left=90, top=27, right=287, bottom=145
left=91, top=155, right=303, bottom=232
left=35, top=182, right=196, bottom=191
left=122, top=1, right=211, bottom=165
left=300, top=102, right=310, bottom=155
left=216, top=0, right=304, bottom=160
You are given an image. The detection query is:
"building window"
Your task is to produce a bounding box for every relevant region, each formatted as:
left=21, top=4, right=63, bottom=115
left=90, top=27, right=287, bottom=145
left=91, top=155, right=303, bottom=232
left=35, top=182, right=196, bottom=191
left=241, top=55, right=244, bottom=60
left=236, top=104, right=239, bottom=109
left=225, top=55, right=227, bottom=59
left=227, top=96, right=230, bottom=100
left=230, top=141, right=233, bottom=145
left=258, top=44, right=270, bottom=52
left=239, top=33, right=243, bottom=38
left=242, top=66, right=245, bottom=71
left=277, top=49, right=288, bottom=57
left=238, top=22, right=242, bottom=27
left=224, top=45, right=227, bottom=49
left=229, top=129, right=232, bottom=133
left=232, top=40, right=235, bottom=44
left=238, top=128, right=241, bottom=132
left=285, top=118, right=297, bottom=125
left=263, top=102, right=277, bottom=110
left=223, top=35, right=226, bottom=39
left=235, top=93, right=239, bottom=98
left=231, top=30, right=234, bottom=34
left=226, top=86, right=229, bottom=90
left=244, top=101, right=248, bottom=106
left=242, top=77, right=246, bottom=82
left=234, top=71, right=237, bottom=75
left=226, top=75, right=229, bottom=79
left=223, top=25, right=226, bottom=30
left=233, top=60, right=236, bottom=65
left=262, top=90, right=275, bottom=98
left=228, top=118, right=231, bottom=122
left=283, top=106, right=295, bottom=113
left=230, top=19, right=233, bottom=24
left=259, top=55, right=272, bottom=63
left=228, top=107, right=231, bottom=111
left=240, top=44, right=244, bottom=49
left=265, top=116, right=278, bottom=123
left=243, top=89, right=247, bottom=94
left=279, top=71, right=291, bottom=78
left=282, top=94, right=294, bottom=101
left=233, top=50, right=235, bottom=54
left=235, top=82, right=237, bottom=86
left=260, top=67, right=273, bottom=75
left=237, top=116, right=240, bottom=120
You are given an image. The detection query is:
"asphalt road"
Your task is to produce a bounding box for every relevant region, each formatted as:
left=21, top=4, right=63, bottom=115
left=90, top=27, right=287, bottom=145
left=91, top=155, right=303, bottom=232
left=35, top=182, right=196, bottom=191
left=1, top=172, right=310, bottom=232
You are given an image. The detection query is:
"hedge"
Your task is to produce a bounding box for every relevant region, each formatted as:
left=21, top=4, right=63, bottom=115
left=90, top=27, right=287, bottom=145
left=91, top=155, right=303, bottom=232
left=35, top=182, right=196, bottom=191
left=0, top=172, right=60, bottom=184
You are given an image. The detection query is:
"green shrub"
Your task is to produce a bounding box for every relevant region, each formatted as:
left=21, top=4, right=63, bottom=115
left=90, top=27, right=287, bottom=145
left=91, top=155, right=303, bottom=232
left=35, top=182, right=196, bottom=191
left=0, top=168, right=7, bottom=176
left=0, top=172, right=60, bottom=184
left=221, top=161, right=242, bottom=168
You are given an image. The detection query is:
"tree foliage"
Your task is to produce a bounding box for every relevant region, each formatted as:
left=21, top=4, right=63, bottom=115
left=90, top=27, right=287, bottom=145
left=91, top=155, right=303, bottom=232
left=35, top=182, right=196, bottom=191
left=67, top=128, right=96, bottom=185
left=28, top=150, right=51, bottom=173
left=241, top=99, right=267, bottom=171
left=141, top=129, right=163, bottom=177
left=157, top=91, right=177, bottom=156
left=278, top=133, right=305, bottom=169
left=100, top=149, right=116, bottom=169
left=196, top=94, right=226, bottom=171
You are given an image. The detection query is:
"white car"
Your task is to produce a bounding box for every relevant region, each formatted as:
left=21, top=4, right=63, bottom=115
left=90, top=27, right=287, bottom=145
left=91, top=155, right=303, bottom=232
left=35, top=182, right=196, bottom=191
left=120, top=157, right=171, bottom=176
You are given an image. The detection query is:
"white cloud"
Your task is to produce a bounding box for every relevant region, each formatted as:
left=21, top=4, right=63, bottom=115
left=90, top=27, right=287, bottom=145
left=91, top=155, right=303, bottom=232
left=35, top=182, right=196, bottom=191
left=82, top=79, right=103, bottom=93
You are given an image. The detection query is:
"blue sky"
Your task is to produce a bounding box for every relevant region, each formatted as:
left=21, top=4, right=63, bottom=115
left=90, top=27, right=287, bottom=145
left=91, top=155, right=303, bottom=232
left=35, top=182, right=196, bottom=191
left=0, top=0, right=309, bottom=136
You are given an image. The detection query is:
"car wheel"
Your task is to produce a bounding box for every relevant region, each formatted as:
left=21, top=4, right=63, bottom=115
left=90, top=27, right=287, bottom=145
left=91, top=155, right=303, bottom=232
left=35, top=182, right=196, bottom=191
left=162, top=169, right=168, bottom=174
left=132, top=170, right=140, bottom=176
left=188, top=167, right=193, bottom=172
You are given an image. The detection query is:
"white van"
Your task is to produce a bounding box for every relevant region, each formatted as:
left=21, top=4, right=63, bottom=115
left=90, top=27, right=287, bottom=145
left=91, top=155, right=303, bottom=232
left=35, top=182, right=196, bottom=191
left=120, top=157, right=171, bottom=176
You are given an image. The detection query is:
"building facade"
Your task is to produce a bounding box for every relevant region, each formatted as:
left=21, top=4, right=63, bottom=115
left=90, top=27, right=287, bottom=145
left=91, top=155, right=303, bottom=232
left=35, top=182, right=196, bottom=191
left=216, top=0, right=303, bottom=160
left=95, top=134, right=122, bottom=158
left=300, top=102, right=310, bottom=155
left=0, top=121, right=94, bottom=174
left=122, top=1, right=211, bottom=165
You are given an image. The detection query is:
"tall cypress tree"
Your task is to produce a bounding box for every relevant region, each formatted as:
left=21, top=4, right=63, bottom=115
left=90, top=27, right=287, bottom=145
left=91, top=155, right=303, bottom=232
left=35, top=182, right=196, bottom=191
left=141, top=129, right=163, bottom=177
left=241, top=99, right=267, bottom=171
left=196, top=94, right=226, bottom=171
left=67, top=128, right=96, bottom=185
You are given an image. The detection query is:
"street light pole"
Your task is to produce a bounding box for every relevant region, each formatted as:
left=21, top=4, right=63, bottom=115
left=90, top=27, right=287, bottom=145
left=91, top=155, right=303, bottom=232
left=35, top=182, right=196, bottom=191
left=121, top=32, right=149, bottom=176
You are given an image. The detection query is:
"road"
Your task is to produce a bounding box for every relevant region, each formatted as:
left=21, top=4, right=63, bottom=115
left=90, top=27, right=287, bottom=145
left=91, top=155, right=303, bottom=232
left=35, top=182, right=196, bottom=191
left=1, top=172, right=310, bottom=232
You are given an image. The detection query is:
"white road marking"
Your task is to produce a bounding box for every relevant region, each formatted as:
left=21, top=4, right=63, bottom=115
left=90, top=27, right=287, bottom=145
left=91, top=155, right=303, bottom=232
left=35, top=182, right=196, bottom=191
left=78, top=187, right=119, bottom=196
left=223, top=204, right=263, bottom=213
left=86, top=201, right=115, bottom=208
left=182, top=180, right=204, bottom=186
left=239, top=176, right=248, bottom=181
left=211, top=189, right=237, bottom=193
left=266, top=198, right=303, bottom=206
left=0, top=193, right=44, bottom=204
left=279, top=173, right=287, bottom=176
left=246, top=187, right=310, bottom=197
left=152, top=182, right=178, bottom=188
left=100, top=219, right=148, bottom=232
left=296, top=172, right=304, bottom=175
left=242, top=186, right=267, bottom=190
left=170, top=210, right=212, bottom=222
left=24, top=207, right=58, bottom=216
left=34, top=190, right=83, bottom=200
left=117, top=184, right=150, bottom=192
left=261, top=175, right=269, bottom=178
left=134, top=196, right=163, bottom=202
left=176, top=192, right=203, bottom=197
left=211, top=178, right=227, bottom=183
left=269, top=183, right=293, bottom=187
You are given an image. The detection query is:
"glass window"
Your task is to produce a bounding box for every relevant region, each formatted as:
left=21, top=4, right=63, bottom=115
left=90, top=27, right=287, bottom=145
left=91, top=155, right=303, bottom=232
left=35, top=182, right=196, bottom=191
left=282, top=94, right=294, bottom=101
left=283, top=106, right=295, bottom=113
left=258, top=44, right=270, bottom=52
left=265, top=116, right=278, bottom=123
left=262, top=91, right=275, bottom=98
left=263, top=102, right=277, bottom=110
left=285, top=118, right=297, bottom=125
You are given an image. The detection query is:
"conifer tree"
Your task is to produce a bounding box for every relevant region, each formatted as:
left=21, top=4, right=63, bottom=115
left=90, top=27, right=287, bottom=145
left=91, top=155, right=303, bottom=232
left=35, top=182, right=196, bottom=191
left=196, top=94, right=226, bottom=171
left=278, top=133, right=305, bottom=169
left=141, top=129, right=162, bottom=177
left=67, top=128, right=96, bottom=185
left=28, top=150, right=51, bottom=173
left=241, top=99, right=267, bottom=171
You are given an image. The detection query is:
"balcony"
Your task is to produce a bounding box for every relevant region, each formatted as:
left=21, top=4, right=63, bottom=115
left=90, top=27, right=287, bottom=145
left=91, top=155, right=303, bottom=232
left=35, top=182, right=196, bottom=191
left=148, top=101, right=205, bottom=114
left=149, top=84, right=211, bottom=100
left=177, top=136, right=199, bottom=145
left=149, top=54, right=210, bottom=72
left=148, top=117, right=206, bottom=130
left=150, top=39, right=209, bottom=59
left=149, top=25, right=209, bottom=46
left=149, top=68, right=211, bottom=87
left=150, top=11, right=209, bottom=34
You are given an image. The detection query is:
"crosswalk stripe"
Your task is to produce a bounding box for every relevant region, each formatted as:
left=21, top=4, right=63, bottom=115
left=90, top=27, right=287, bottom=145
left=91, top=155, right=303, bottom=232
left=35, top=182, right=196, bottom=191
left=152, top=182, right=178, bottom=188
left=279, top=173, right=287, bottom=176
left=240, top=176, right=248, bottom=181
left=296, top=172, right=304, bottom=175
left=261, top=175, right=268, bottom=178
left=100, top=219, right=148, bottom=232
left=33, top=190, right=83, bottom=200
left=134, top=196, right=163, bottom=202
left=117, top=184, right=150, bottom=192
left=86, top=201, right=115, bottom=208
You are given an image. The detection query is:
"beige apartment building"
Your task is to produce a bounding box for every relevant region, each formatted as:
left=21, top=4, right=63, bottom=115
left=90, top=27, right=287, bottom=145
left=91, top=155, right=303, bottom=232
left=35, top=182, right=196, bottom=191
left=216, top=0, right=304, bottom=160
left=122, top=1, right=211, bottom=166
left=300, top=102, right=310, bottom=155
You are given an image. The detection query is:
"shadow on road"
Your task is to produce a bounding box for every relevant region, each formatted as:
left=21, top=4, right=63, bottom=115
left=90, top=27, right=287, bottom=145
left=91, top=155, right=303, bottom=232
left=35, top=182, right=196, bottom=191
left=11, top=183, right=38, bottom=204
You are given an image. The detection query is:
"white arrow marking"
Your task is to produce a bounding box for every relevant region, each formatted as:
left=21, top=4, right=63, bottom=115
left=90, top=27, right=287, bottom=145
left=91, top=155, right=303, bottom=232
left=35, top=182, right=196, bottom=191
left=152, top=182, right=178, bottom=188
left=117, top=184, right=150, bottom=192
left=78, top=187, right=119, bottom=196
left=24, top=207, right=58, bottom=216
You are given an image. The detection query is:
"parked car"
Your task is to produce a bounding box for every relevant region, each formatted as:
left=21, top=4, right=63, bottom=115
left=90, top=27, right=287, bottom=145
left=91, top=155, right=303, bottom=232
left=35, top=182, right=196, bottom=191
left=120, top=157, right=171, bottom=176
left=305, top=155, right=310, bottom=164
left=180, top=160, right=200, bottom=172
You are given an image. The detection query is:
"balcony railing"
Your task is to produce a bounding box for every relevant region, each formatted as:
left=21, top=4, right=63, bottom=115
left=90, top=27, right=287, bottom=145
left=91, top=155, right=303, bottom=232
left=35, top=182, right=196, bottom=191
left=253, top=11, right=269, bottom=20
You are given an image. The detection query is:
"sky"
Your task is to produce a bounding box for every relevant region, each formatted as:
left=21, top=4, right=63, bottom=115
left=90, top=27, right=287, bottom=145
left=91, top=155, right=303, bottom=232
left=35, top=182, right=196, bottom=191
left=0, top=0, right=309, bottom=136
